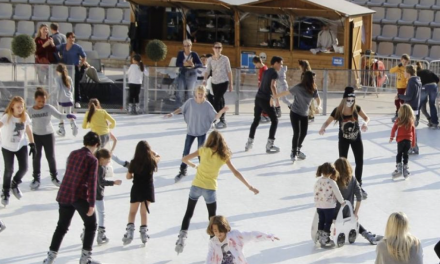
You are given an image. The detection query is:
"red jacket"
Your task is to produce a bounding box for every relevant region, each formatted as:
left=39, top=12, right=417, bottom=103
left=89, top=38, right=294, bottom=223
left=258, top=65, right=268, bottom=88
left=35, top=37, right=56, bottom=63
left=390, top=119, right=416, bottom=147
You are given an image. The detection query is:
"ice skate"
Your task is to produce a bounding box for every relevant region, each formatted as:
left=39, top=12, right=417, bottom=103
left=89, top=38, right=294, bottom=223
left=266, top=139, right=280, bottom=154
left=140, top=226, right=149, bottom=245
left=392, top=163, right=403, bottom=178
left=126, top=103, right=133, bottom=114
left=130, top=103, right=137, bottom=115
left=30, top=178, right=40, bottom=190
left=122, top=223, right=135, bottom=245
left=403, top=164, right=410, bottom=179
left=1, top=189, right=9, bottom=206
left=314, top=230, right=323, bottom=244
left=215, top=120, right=227, bottom=129
left=43, top=250, right=57, bottom=264
left=70, top=120, right=78, bottom=137
left=97, top=227, right=109, bottom=245
left=0, top=219, right=6, bottom=232
left=361, top=231, right=378, bottom=245
left=56, top=123, right=66, bottom=137
left=79, top=249, right=101, bottom=264
left=290, top=152, right=297, bottom=163
left=11, top=181, right=22, bottom=200
left=319, top=231, right=335, bottom=247
left=51, top=175, right=61, bottom=187
left=297, top=149, right=307, bottom=160
left=174, top=168, right=187, bottom=183
left=175, top=230, right=188, bottom=254
left=244, top=138, right=253, bottom=152
left=409, top=145, right=419, bottom=155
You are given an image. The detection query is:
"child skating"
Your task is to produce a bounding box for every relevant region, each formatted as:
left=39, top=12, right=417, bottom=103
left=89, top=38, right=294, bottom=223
left=126, top=54, right=148, bottom=114
left=205, top=215, right=279, bottom=264
left=314, top=162, right=345, bottom=247
left=82, top=98, right=116, bottom=148
left=390, top=104, right=416, bottom=179
left=122, top=140, right=160, bottom=245
left=54, top=64, right=78, bottom=137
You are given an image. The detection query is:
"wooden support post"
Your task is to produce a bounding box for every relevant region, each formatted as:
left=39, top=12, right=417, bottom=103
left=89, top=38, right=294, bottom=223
left=235, top=10, right=240, bottom=69
left=289, top=14, right=294, bottom=51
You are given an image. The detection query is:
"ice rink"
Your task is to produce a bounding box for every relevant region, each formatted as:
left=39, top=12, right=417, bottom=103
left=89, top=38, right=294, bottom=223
left=0, top=112, right=439, bottom=264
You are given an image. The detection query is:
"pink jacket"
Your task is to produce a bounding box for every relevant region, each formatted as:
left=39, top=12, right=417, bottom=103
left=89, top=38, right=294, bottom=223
left=205, top=230, right=276, bottom=264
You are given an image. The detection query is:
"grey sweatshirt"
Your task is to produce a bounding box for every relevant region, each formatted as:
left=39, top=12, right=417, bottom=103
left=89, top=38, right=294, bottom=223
left=55, top=76, right=74, bottom=104
left=27, top=104, right=68, bottom=135
left=375, top=239, right=423, bottom=264
left=336, top=176, right=362, bottom=217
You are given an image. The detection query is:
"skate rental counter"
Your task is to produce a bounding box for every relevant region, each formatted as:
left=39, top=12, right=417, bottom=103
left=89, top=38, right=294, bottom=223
left=129, top=0, right=375, bottom=71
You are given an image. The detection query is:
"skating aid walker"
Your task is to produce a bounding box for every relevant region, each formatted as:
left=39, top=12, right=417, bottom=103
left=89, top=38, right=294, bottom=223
left=311, top=200, right=359, bottom=247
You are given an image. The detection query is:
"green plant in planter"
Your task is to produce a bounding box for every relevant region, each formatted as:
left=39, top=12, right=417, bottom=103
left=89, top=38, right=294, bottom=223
left=11, top=34, right=36, bottom=59
left=145, top=39, right=167, bottom=63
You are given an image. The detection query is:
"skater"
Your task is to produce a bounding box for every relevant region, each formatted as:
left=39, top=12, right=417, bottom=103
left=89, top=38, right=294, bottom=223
left=0, top=219, right=5, bottom=232
left=298, top=60, right=316, bottom=122
left=126, top=54, right=148, bottom=114
left=122, top=140, right=160, bottom=245
left=319, top=86, right=370, bottom=199
left=205, top=215, right=279, bottom=264
left=82, top=98, right=116, bottom=148
left=273, top=70, right=320, bottom=163
left=54, top=63, right=78, bottom=137
left=88, top=148, right=121, bottom=245
left=203, top=42, right=232, bottom=129
left=0, top=96, right=36, bottom=206
left=416, top=62, right=439, bottom=129
left=334, top=157, right=383, bottom=245
left=252, top=56, right=271, bottom=122
left=165, top=85, right=228, bottom=182
left=390, top=54, right=410, bottom=122
left=397, top=65, right=422, bottom=155
left=28, top=88, right=76, bottom=190
left=176, top=39, right=202, bottom=105
left=175, top=131, right=259, bottom=254
left=390, top=104, right=416, bottom=179
left=200, top=54, right=215, bottom=106
left=375, top=212, right=422, bottom=264
left=314, top=162, right=345, bottom=247
left=245, top=56, right=283, bottom=153
left=42, top=131, right=101, bottom=264
left=276, top=61, right=291, bottom=109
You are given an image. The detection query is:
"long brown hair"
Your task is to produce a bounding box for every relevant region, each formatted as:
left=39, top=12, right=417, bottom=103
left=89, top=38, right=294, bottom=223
left=132, top=54, right=144, bottom=72
left=299, top=60, right=312, bottom=72
left=204, top=130, right=231, bottom=162
left=86, top=98, right=101, bottom=124
left=129, top=140, right=158, bottom=175
left=4, top=96, right=27, bottom=123
left=35, top=24, right=49, bottom=40
left=56, top=64, right=71, bottom=89
left=316, top=162, right=339, bottom=181
left=333, top=98, right=359, bottom=124
left=334, top=157, right=353, bottom=188
left=300, top=71, right=317, bottom=95
left=397, top=104, right=415, bottom=130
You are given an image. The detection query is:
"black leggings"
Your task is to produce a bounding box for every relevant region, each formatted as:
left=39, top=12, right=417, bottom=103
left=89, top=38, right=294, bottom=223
left=339, top=137, right=364, bottom=186
left=2, top=146, right=28, bottom=190
left=290, top=111, right=309, bottom=154
left=435, top=240, right=440, bottom=259
left=211, top=81, right=228, bottom=121
left=397, top=140, right=411, bottom=164
left=128, top=83, right=141, bottom=104
left=181, top=198, right=217, bottom=231
left=249, top=97, right=278, bottom=140
left=33, top=133, right=57, bottom=179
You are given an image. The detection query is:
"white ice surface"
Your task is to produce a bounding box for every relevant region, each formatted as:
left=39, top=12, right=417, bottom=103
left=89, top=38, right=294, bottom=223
left=0, top=113, right=439, bottom=264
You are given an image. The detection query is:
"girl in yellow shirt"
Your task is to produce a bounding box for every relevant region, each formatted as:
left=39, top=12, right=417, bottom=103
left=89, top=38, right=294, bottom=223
left=175, top=130, right=259, bottom=254
left=82, top=98, right=116, bottom=147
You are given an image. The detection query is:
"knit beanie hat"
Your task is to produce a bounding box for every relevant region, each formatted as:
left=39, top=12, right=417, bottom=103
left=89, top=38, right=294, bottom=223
left=343, top=86, right=356, bottom=98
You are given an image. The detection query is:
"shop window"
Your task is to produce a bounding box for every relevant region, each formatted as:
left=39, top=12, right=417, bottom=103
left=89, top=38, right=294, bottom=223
left=186, top=10, right=234, bottom=45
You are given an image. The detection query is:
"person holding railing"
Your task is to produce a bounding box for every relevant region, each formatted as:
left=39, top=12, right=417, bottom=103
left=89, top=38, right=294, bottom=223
left=390, top=54, right=410, bottom=123
left=176, top=39, right=202, bottom=106
left=415, top=62, right=439, bottom=129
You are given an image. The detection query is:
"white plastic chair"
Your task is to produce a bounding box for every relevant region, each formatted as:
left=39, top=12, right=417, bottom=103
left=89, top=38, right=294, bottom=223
left=0, top=38, right=13, bottom=49
left=414, top=10, right=434, bottom=27
left=64, top=0, right=82, bottom=5
left=394, top=43, right=412, bottom=57
left=377, top=42, right=394, bottom=56
left=94, top=42, right=111, bottom=59
left=13, top=4, right=32, bottom=20
left=99, top=0, right=117, bottom=7
left=416, top=0, right=436, bottom=9
left=430, top=11, right=440, bottom=27
left=15, top=21, right=35, bottom=36
left=372, top=24, right=381, bottom=38
left=425, top=46, right=440, bottom=61
left=393, top=26, right=414, bottom=42
left=376, top=25, right=397, bottom=42
left=0, top=3, right=13, bottom=19
left=68, top=6, right=87, bottom=22
left=397, top=9, right=417, bottom=25
left=117, top=0, right=129, bottom=8
left=382, top=8, right=401, bottom=24
left=412, top=44, right=429, bottom=59
left=50, top=6, right=68, bottom=22
left=0, top=48, right=13, bottom=62
left=371, top=7, right=385, bottom=23
left=410, top=27, right=431, bottom=44
left=122, top=8, right=130, bottom=24
left=427, top=28, right=440, bottom=45
left=399, top=0, right=418, bottom=8
left=74, top=23, right=92, bottom=40
left=85, top=50, right=99, bottom=59
left=77, top=40, right=92, bottom=51
left=110, top=43, right=129, bottom=60
left=383, top=0, right=401, bottom=8
left=57, top=22, right=72, bottom=33
left=90, top=24, right=110, bottom=40
left=0, top=20, right=16, bottom=37
left=87, top=7, right=105, bottom=23
left=32, top=5, right=50, bottom=21
left=82, top=0, right=99, bottom=6
left=104, top=8, right=122, bottom=24
left=109, top=25, right=128, bottom=41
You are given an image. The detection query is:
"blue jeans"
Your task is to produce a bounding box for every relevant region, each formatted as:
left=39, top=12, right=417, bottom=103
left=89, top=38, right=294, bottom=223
left=422, top=83, right=439, bottom=125
left=317, top=208, right=335, bottom=233
left=180, top=134, right=206, bottom=171
left=189, top=185, right=217, bottom=204
left=177, top=70, right=197, bottom=105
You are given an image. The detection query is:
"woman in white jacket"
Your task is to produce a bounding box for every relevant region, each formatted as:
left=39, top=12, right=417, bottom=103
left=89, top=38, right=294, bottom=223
left=206, top=215, right=279, bottom=264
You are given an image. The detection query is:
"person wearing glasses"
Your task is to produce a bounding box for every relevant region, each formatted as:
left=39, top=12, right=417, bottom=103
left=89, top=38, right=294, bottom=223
left=319, top=87, right=370, bottom=199
left=203, top=42, right=233, bottom=129
left=176, top=39, right=202, bottom=105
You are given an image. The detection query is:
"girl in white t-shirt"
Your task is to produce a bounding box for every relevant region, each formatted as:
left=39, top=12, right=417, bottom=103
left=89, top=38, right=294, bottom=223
left=0, top=96, right=36, bottom=207
left=314, top=162, right=345, bottom=247
left=126, top=54, right=148, bottom=114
